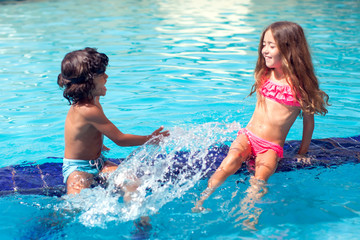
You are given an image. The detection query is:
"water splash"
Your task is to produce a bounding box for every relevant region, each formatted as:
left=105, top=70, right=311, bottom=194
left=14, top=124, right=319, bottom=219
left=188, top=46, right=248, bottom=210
left=60, top=122, right=241, bottom=228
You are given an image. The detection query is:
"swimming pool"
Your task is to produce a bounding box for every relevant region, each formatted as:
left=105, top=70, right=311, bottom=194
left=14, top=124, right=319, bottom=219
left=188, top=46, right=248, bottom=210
left=0, top=0, right=359, bottom=239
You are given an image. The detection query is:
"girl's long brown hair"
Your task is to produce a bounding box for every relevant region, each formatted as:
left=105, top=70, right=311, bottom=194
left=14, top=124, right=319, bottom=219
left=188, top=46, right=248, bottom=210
left=251, top=21, right=329, bottom=115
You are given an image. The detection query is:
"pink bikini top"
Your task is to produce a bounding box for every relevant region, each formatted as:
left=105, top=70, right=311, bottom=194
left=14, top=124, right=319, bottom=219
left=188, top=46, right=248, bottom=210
left=260, top=79, right=301, bottom=107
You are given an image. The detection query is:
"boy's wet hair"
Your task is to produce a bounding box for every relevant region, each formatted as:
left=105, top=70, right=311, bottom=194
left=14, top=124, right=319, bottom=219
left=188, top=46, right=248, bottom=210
left=57, top=47, right=109, bottom=105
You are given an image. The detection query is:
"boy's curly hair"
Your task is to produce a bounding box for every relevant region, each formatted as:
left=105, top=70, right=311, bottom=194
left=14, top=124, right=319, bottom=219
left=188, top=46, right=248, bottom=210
left=57, top=47, right=109, bottom=105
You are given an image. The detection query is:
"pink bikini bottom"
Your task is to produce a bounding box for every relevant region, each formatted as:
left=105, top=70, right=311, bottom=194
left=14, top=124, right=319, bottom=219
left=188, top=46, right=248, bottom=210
left=237, top=128, right=283, bottom=158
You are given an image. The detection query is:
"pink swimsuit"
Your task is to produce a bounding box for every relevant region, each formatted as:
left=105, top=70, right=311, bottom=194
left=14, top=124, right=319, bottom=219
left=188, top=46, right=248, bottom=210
left=238, top=128, right=284, bottom=158
left=261, top=79, right=301, bottom=107
left=238, top=79, right=301, bottom=158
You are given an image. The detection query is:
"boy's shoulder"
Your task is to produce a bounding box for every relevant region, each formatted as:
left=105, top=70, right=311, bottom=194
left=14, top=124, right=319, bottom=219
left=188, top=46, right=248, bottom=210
left=71, top=102, right=104, bottom=120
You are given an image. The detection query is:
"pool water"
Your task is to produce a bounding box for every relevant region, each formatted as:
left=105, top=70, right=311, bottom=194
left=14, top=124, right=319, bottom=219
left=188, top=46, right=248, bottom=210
left=0, top=0, right=359, bottom=239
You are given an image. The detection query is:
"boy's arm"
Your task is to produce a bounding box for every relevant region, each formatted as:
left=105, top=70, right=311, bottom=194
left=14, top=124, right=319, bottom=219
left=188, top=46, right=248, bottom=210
left=87, top=105, right=167, bottom=146
left=298, top=112, right=314, bottom=155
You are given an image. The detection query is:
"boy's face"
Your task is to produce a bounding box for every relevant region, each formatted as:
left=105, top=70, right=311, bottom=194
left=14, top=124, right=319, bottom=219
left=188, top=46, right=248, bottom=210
left=92, top=73, right=108, bottom=97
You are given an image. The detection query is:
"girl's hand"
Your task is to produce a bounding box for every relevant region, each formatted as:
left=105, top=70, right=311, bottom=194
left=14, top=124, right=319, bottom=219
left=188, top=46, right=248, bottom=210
left=295, top=154, right=312, bottom=165
left=148, top=126, right=169, bottom=144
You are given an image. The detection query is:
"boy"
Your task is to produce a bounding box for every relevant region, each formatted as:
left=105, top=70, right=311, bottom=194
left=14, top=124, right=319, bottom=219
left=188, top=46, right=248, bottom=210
left=57, top=47, right=169, bottom=194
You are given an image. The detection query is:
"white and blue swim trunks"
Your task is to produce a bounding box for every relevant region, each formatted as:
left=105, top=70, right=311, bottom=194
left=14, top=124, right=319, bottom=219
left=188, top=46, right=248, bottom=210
left=62, top=155, right=107, bottom=184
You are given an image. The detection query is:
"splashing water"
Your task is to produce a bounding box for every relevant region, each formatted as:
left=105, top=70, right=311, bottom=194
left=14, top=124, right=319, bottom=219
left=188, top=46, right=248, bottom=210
left=59, top=122, right=241, bottom=228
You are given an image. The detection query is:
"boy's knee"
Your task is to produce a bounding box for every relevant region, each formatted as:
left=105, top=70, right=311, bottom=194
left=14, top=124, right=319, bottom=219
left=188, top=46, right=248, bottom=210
left=66, top=171, right=94, bottom=194
left=100, top=161, right=118, bottom=174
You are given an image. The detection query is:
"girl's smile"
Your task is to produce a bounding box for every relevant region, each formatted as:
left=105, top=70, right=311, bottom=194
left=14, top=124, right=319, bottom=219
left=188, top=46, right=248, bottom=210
left=262, top=30, right=282, bottom=70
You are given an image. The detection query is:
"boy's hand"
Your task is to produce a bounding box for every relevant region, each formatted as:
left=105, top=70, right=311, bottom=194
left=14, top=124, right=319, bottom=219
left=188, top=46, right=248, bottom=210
left=148, top=126, right=169, bottom=144
left=102, top=145, right=111, bottom=151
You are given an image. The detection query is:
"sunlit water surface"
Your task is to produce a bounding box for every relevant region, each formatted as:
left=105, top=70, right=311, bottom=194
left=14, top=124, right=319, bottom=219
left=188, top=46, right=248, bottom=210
left=0, top=0, right=359, bottom=239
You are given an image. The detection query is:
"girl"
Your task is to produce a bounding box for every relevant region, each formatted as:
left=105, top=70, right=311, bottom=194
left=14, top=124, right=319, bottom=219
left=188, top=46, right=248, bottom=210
left=193, top=21, right=330, bottom=214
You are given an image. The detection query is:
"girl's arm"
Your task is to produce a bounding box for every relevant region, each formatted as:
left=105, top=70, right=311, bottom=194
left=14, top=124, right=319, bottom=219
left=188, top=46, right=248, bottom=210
left=298, top=112, right=314, bottom=155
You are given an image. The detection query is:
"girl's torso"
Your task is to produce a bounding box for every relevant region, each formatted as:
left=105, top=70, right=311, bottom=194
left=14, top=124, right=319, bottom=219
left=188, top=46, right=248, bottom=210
left=246, top=78, right=301, bottom=146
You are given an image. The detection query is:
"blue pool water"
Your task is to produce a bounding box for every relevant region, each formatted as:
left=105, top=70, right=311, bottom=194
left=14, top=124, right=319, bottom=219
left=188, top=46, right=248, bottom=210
left=0, top=0, right=359, bottom=239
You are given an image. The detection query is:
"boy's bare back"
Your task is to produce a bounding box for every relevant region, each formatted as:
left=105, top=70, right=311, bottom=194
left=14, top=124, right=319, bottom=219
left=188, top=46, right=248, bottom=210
left=64, top=100, right=104, bottom=161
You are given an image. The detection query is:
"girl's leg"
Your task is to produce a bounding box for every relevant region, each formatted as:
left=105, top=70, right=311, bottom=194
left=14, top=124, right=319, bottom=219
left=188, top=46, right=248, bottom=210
left=66, top=171, right=94, bottom=195
left=234, top=176, right=267, bottom=230
left=194, top=133, right=251, bottom=211
left=254, top=150, right=279, bottom=181
left=235, top=150, right=279, bottom=228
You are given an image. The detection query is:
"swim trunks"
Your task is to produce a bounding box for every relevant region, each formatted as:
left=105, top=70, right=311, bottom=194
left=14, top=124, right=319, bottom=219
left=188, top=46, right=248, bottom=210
left=261, top=79, right=301, bottom=107
left=62, top=155, right=107, bottom=184
left=238, top=128, right=283, bottom=158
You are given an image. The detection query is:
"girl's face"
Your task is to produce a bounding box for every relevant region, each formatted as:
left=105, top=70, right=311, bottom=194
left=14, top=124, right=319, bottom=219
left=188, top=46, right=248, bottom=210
left=92, top=73, right=108, bottom=97
left=262, top=30, right=282, bottom=70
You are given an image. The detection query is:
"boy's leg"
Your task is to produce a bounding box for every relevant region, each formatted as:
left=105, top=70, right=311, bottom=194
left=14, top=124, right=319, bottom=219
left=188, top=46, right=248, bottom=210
left=101, top=160, right=118, bottom=173
left=101, top=161, right=141, bottom=202
left=194, top=133, right=251, bottom=210
left=66, top=171, right=95, bottom=195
